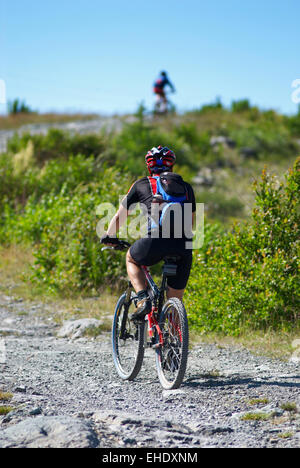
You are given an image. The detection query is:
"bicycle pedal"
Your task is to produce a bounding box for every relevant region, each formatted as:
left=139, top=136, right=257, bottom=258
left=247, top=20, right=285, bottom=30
left=152, top=343, right=161, bottom=349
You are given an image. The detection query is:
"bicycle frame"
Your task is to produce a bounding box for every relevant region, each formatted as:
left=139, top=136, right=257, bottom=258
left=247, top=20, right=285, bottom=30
left=140, top=265, right=167, bottom=348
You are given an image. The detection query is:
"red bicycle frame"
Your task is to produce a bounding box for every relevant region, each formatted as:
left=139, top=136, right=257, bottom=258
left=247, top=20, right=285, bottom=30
left=141, top=265, right=164, bottom=347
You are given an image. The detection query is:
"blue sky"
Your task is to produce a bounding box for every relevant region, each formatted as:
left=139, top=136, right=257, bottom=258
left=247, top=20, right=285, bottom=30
left=0, top=0, right=299, bottom=115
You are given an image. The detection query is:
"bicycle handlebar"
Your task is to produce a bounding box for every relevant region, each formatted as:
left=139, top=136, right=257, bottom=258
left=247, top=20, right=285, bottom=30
left=101, top=239, right=131, bottom=252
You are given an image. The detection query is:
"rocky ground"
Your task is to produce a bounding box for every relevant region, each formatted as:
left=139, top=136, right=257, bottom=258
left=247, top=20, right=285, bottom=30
left=0, top=115, right=137, bottom=153
left=0, top=293, right=299, bottom=449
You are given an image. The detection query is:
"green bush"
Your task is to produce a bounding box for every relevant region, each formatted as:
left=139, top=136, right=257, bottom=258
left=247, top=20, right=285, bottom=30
left=7, top=128, right=106, bottom=164
left=0, top=109, right=299, bottom=336
left=7, top=98, right=33, bottom=115
left=186, top=158, right=300, bottom=335
left=231, top=99, right=251, bottom=113
left=285, top=107, right=300, bottom=137
left=108, top=115, right=197, bottom=177
left=7, top=167, right=130, bottom=293
left=229, top=121, right=296, bottom=160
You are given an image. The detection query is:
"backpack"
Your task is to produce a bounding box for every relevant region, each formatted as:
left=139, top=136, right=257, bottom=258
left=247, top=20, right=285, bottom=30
left=149, top=173, right=190, bottom=238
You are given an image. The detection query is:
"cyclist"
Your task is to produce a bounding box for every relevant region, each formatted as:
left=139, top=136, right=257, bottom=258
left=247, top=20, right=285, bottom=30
left=101, top=146, right=196, bottom=322
left=153, top=71, right=175, bottom=111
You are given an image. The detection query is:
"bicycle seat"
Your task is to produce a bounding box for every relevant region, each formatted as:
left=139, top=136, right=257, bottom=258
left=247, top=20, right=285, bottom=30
left=163, top=256, right=181, bottom=277
left=163, top=255, right=182, bottom=264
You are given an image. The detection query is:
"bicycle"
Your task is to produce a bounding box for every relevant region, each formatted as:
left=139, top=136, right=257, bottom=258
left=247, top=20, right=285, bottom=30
left=102, top=239, right=189, bottom=390
left=153, top=92, right=176, bottom=116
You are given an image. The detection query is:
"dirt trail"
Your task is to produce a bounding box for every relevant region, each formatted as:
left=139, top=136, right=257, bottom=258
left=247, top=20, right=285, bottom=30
left=0, top=293, right=299, bottom=448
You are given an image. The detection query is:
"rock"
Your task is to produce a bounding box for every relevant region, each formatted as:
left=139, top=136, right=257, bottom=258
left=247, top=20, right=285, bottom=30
left=14, top=385, right=26, bottom=393
left=210, top=136, right=236, bottom=149
left=162, top=389, right=185, bottom=398
left=289, top=339, right=300, bottom=363
left=0, top=416, right=99, bottom=448
left=29, top=407, right=42, bottom=416
left=192, top=167, right=214, bottom=186
left=57, top=318, right=103, bottom=340
left=199, top=425, right=234, bottom=436
left=240, top=147, right=258, bottom=159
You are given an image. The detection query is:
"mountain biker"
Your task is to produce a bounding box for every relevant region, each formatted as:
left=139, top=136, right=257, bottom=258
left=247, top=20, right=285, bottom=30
left=101, top=146, right=196, bottom=322
left=153, top=71, right=175, bottom=110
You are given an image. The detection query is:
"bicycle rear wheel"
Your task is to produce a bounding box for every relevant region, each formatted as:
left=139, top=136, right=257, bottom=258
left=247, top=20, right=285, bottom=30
left=155, top=297, right=189, bottom=389
left=112, top=292, right=145, bottom=381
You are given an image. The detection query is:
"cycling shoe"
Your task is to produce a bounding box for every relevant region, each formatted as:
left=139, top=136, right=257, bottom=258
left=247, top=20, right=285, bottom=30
left=131, top=297, right=152, bottom=322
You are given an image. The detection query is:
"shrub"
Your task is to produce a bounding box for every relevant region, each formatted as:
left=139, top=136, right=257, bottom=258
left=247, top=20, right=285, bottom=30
left=231, top=99, right=251, bottom=113
left=109, top=116, right=196, bottom=177
left=7, top=98, right=33, bottom=115
left=229, top=122, right=296, bottom=160
left=285, top=107, right=300, bottom=137
left=3, top=167, right=130, bottom=293
left=7, top=128, right=106, bottom=164
left=186, top=158, right=300, bottom=335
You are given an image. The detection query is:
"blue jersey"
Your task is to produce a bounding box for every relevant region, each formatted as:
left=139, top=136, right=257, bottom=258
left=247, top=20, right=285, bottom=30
left=154, top=74, right=174, bottom=91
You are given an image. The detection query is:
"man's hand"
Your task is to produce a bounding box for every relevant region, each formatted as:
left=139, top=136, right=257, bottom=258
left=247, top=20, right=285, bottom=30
left=100, top=235, right=119, bottom=247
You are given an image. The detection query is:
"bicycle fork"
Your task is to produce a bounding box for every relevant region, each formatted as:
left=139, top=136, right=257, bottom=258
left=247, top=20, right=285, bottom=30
left=119, top=282, right=135, bottom=340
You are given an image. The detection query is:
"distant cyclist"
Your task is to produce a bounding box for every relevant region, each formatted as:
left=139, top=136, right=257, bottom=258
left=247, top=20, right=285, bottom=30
left=101, top=146, right=196, bottom=322
left=153, top=71, right=175, bottom=112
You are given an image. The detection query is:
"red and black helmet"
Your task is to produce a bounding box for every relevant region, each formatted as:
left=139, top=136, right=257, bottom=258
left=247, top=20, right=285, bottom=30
left=145, top=146, right=176, bottom=174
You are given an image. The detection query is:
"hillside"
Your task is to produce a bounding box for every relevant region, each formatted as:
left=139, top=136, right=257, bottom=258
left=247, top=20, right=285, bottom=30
left=0, top=101, right=299, bottom=336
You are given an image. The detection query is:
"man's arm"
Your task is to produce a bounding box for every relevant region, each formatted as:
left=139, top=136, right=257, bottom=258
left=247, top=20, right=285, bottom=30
left=102, top=180, right=138, bottom=243
left=106, top=203, right=128, bottom=238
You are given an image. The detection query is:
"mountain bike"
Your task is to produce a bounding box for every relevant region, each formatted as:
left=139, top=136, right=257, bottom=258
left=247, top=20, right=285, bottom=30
left=153, top=92, right=176, bottom=116
left=103, top=239, right=189, bottom=390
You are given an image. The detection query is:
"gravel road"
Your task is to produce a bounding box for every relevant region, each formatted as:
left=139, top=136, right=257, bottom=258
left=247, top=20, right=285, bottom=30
left=0, top=116, right=136, bottom=153
left=0, top=293, right=299, bottom=448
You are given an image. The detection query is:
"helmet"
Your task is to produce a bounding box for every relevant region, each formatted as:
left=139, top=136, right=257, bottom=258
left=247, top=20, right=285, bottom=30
left=145, top=146, right=176, bottom=174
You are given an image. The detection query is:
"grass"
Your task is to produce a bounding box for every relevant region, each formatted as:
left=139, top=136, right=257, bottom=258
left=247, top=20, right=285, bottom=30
left=189, top=328, right=300, bottom=361
left=0, top=391, right=13, bottom=402
left=0, top=406, right=14, bottom=415
left=247, top=398, right=269, bottom=406
left=0, top=243, right=299, bottom=354
left=280, top=402, right=298, bottom=413
left=278, top=432, right=293, bottom=439
left=0, top=244, right=118, bottom=325
left=241, top=412, right=273, bottom=421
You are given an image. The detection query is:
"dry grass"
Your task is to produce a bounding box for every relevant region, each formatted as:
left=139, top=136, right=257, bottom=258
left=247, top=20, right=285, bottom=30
left=0, top=244, right=35, bottom=295
left=0, top=112, right=99, bottom=130
left=0, top=391, right=13, bottom=402
left=189, top=327, right=300, bottom=361
left=0, top=406, right=14, bottom=415
left=0, top=244, right=299, bottom=357
left=241, top=412, right=272, bottom=421
left=0, top=244, right=118, bottom=325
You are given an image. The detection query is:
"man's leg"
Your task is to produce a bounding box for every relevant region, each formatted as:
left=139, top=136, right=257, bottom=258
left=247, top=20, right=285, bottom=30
left=126, top=249, right=147, bottom=292
left=166, top=286, right=184, bottom=301
left=127, top=250, right=185, bottom=301
left=126, top=250, right=151, bottom=321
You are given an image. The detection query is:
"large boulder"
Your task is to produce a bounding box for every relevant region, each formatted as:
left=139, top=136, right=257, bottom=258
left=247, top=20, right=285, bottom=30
left=0, top=416, right=99, bottom=448
left=57, top=318, right=103, bottom=340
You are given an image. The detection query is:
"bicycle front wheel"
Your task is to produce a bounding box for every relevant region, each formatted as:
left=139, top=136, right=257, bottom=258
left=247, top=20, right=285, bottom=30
left=112, top=292, right=145, bottom=381
left=155, top=297, right=189, bottom=389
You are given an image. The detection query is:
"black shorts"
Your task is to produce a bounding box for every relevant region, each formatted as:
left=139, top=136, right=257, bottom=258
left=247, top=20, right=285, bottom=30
left=129, top=238, right=193, bottom=290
